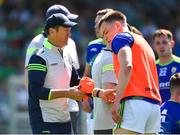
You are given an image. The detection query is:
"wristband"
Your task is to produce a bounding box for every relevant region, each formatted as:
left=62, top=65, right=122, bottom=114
left=96, top=90, right=100, bottom=97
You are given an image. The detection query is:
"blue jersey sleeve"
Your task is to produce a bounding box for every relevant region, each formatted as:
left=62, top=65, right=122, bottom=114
left=112, top=32, right=134, bottom=54
left=86, top=40, right=106, bottom=66
left=28, top=54, right=50, bottom=100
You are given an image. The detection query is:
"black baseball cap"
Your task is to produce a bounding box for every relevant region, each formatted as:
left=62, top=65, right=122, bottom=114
left=45, top=13, right=77, bottom=29
left=46, top=5, right=78, bottom=20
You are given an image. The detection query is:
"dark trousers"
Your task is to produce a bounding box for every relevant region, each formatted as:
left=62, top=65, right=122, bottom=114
left=31, top=121, right=73, bottom=134
left=94, top=129, right=113, bottom=134
left=70, top=111, right=80, bottom=134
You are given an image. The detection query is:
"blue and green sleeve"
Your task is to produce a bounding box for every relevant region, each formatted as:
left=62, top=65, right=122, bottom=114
left=86, top=38, right=106, bottom=66
left=28, top=54, right=51, bottom=100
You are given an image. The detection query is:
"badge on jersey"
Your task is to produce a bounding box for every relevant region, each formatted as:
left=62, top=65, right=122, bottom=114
left=171, top=67, right=177, bottom=74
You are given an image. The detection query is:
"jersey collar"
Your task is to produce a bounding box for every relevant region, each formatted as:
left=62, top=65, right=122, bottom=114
left=43, top=38, right=63, bottom=50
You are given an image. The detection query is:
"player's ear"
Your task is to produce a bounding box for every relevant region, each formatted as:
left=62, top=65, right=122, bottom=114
left=114, top=21, right=120, bottom=28
left=114, top=21, right=122, bottom=32
left=171, top=39, right=175, bottom=48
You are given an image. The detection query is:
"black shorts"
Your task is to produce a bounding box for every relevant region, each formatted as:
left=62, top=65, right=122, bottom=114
left=94, top=129, right=113, bottom=134
left=31, top=121, right=73, bottom=134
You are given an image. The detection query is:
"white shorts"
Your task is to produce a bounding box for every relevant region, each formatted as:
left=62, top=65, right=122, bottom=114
left=115, top=99, right=160, bottom=134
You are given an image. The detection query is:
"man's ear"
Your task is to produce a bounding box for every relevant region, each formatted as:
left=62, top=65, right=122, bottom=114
left=114, top=21, right=122, bottom=31
left=171, top=39, right=175, bottom=48
left=49, top=28, right=55, bottom=35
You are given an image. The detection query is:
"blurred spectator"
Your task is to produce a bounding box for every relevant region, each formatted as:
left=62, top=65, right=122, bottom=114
left=0, top=80, right=9, bottom=123
left=140, top=18, right=157, bottom=45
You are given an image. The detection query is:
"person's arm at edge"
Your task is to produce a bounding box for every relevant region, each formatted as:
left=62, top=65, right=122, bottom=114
left=112, top=46, right=133, bottom=123
left=24, top=69, right=28, bottom=90
left=83, top=63, right=91, bottom=77
left=49, top=88, right=84, bottom=101
left=28, top=55, right=85, bottom=102
left=115, top=46, right=132, bottom=102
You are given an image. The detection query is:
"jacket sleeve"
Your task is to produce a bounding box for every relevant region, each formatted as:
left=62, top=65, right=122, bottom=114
left=28, top=54, right=51, bottom=100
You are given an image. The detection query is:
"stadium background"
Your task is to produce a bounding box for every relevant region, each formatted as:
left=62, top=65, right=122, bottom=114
left=0, top=0, right=180, bottom=133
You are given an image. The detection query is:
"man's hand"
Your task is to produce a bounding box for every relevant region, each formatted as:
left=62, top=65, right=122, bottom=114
left=99, top=89, right=116, bottom=104
left=111, top=99, right=122, bottom=123
left=81, top=97, right=93, bottom=113
left=69, top=88, right=85, bottom=101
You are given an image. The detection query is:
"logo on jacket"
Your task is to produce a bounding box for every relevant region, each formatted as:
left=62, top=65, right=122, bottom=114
left=90, top=48, right=97, bottom=52
left=171, top=67, right=177, bottom=74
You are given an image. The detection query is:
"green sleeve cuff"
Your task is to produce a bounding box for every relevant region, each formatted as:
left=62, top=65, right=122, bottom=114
left=48, top=90, right=52, bottom=100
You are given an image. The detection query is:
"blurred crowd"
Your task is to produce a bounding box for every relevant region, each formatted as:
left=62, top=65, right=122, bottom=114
left=0, top=0, right=180, bottom=128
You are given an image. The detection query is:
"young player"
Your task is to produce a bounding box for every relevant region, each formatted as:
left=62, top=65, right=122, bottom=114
left=160, top=73, right=180, bottom=134
left=98, top=10, right=161, bottom=134
left=153, top=29, right=180, bottom=103
left=91, top=40, right=117, bottom=134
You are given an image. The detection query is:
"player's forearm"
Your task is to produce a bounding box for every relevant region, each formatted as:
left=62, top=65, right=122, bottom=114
left=92, top=88, right=111, bottom=99
left=49, top=89, right=72, bottom=100
left=115, top=46, right=133, bottom=101
left=83, top=63, right=91, bottom=77
left=115, top=63, right=132, bottom=101
left=93, top=88, right=116, bottom=104
left=24, top=69, right=28, bottom=90
left=92, top=88, right=103, bottom=98
left=49, top=88, right=84, bottom=101
left=28, top=82, right=51, bottom=100
left=102, top=82, right=116, bottom=89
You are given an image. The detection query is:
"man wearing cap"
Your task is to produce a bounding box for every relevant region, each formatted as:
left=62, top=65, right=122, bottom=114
left=27, top=13, right=84, bottom=134
left=24, top=5, right=81, bottom=134
left=25, top=5, right=79, bottom=72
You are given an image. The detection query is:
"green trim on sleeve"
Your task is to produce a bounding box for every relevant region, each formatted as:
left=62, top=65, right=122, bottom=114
left=102, top=64, right=114, bottom=72
left=28, top=68, right=46, bottom=72
left=48, top=90, right=52, bottom=100
left=28, top=64, right=47, bottom=68
left=28, top=64, right=47, bottom=71
left=27, top=47, right=37, bottom=56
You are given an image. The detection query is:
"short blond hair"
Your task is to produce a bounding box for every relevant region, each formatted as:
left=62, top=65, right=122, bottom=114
left=96, top=8, right=114, bottom=16
left=95, top=8, right=114, bottom=26
left=98, top=10, right=126, bottom=28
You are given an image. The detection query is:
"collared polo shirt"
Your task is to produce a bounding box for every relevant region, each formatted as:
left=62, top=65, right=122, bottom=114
left=28, top=38, right=72, bottom=124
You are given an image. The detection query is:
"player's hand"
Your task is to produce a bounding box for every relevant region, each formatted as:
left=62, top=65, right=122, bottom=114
left=112, top=99, right=122, bottom=123
left=81, top=97, right=92, bottom=113
left=100, top=89, right=116, bottom=104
